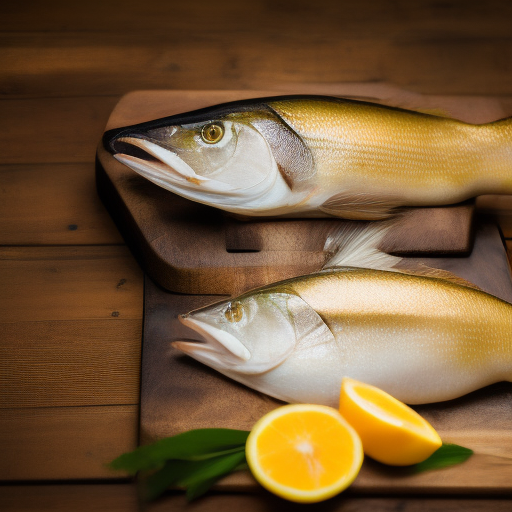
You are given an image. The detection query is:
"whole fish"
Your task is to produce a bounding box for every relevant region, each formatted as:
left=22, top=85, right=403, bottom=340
left=172, top=224, right=512, bottom=406
left=103, top=95, right=512, bottom=219
left=174, top=267, right=512, bottom=406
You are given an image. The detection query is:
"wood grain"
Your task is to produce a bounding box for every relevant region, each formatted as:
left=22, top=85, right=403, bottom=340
left=0, top=164, right=123, bottom=245
left=0, top=319, right=141, bottom=408
left=0, top=246, right=143, bottom=408
left=146, top=495, right=512, bottom=512
left=0, top=97, right=119, bottom=164
left=0, top=406, right=138, bottom=480
left=1, top=487, right=511, bottom=512
left=0, top=485, right=139, bottom=512
left=0, top=246, right=143, bottom=323
left=3, top=0, right=512, bottom=35
left=2, top=1, right=512, bottom=97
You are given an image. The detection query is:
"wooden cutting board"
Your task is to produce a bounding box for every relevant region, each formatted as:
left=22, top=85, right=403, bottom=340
left=94, top=86, right=512, bottom=295
left=140, top=220, right=512, bottom=495
left=96, top=87, right=512, bottom=498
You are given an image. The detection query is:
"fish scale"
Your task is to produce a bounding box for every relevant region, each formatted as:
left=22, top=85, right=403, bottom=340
left=270, top=99, right=512, bottom=201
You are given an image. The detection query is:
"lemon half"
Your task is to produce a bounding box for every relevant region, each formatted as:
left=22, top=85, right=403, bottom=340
left=246, top=404, right=363, bottom=503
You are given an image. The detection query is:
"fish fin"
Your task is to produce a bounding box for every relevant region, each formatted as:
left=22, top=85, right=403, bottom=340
left=395, top=263, right=482, bottom=291
left=323, top=223, right=482, bottom=290
left=323, top=221, right=402, bottom=270
left=323, top=221, right=482, bottom=289
left=319, top=193, right=403, bottom=220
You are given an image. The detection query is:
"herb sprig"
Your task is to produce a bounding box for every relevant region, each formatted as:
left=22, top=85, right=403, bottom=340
left=109, top=429, right=472, bottom=501
left=109, top=428, right=249, bottom=501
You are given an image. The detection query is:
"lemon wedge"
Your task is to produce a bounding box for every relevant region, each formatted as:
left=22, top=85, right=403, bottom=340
left=339, top=377, right=442, bottom=466
left=245, top=404, right=363, bottom=503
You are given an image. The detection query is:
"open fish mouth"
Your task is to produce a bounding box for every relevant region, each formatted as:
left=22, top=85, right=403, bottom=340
left=172, top=314, right=251, bottom=369
left=110, top=136, right=237, bottom=193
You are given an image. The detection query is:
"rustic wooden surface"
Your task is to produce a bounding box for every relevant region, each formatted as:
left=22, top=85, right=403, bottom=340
left=2, top=1, right=512, bottom=510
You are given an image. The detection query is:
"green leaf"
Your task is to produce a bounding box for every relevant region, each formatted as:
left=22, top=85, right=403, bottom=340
left=142, top=449, right=247, bottom=502
left=185, top=476, right=221, bottom=502
left=183, top=451, right=247, bottom=501
left=179, top=450, right=246, bottom=488
left=109, top=428, right=249, bottom=474
left=413, top=443, right=473, bottom=473
left=142, top=459, right=195, bottom=501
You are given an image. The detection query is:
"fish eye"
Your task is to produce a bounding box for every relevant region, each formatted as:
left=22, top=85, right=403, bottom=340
left=225, top=301, right=243, bottom=323
left=201, top=123, right=224, bottom=144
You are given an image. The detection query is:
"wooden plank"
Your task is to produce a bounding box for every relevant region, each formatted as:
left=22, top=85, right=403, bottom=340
left=0, top=34, right=384, bottom=98
left=2, top=0, right=512, bottom=34
left=3, top=32, right=512, bottom=97
left=0, top=484, right=138, bottom=512
left=0, top=97, right=119, bottom=164
left=2, top=2, right=512, bottom=97
left=1, top=488, right=511, bottom=512
left=0, top=164, right=123, bottom=245
left=0, top=246, right=143, bottom=408
left=0, top=405, right=138, bottom=480
left=146, top=494, right=512, bottom=512
left=388, top=38, right=512, bottom=95
left=0, top=319, right=141, bottom=408
left=0, top=246, right=143, bottom=323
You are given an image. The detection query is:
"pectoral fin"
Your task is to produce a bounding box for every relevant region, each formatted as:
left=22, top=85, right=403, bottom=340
left=319, top=193, right=403, bottom=220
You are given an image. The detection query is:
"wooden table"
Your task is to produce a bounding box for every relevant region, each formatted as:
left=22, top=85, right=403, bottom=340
left=2, top=2, right=512, bottom=510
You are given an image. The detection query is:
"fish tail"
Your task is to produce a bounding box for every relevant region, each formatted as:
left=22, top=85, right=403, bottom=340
left=322, top=220, right=402, bottom=270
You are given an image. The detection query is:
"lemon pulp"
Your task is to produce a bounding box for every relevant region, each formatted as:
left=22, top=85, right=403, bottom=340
left=246, top=404, right=363, bottom=503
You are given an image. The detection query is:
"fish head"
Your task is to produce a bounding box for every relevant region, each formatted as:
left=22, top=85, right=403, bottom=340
left=103, top=98, right=314, bottom=214
left=173, top=288, right=328, bottom=375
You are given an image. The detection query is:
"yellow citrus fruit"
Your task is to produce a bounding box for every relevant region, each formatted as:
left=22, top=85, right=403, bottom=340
left=245, top=404, right=363, bottom=503
left=339, top=377, right=442, bottom=466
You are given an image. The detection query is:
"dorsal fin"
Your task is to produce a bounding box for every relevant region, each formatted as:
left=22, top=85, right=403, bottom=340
left=323, top=221, right=481, bottom=290
left=323, top=221, right=402, bottom=270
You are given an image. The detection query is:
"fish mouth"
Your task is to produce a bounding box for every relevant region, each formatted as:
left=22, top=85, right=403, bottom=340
left=109, top=136, right=237, bottom=194
left=172, top=315, right=251, bottom=369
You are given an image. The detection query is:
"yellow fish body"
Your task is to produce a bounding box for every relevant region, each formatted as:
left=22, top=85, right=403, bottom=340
left=104, top=96, right=512, bottom=218
left=174, top=266, right=512, bottom=406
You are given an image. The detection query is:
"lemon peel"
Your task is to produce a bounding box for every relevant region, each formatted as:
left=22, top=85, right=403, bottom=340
left=339, top=377, right=442, bottom=466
